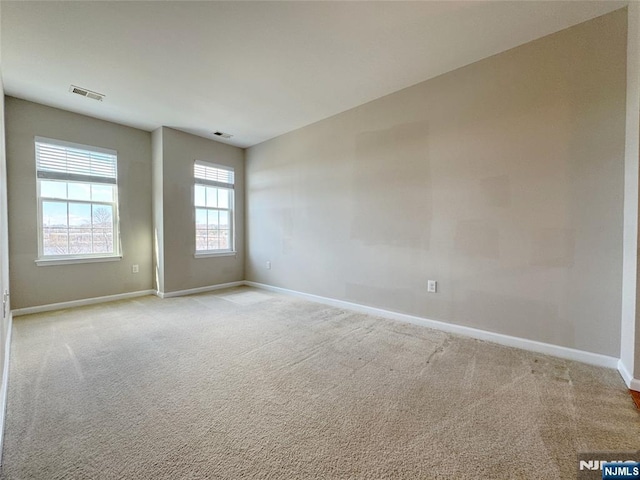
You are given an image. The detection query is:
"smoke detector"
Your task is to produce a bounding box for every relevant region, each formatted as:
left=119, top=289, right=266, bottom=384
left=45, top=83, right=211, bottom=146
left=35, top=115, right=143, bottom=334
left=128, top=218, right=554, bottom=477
left=213, top=131, right=233, bottom=139
left=69, top=85, right=105, bottom=101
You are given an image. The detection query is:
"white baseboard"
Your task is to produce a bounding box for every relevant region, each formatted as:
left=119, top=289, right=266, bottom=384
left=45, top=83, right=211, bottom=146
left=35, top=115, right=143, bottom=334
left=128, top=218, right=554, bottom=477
left=7, top=280, right=631, bottom=382
left=158, top=281, right=244, bottom=299
left=12, top=290, right=156, bottom=317
left=245, top=281, right=620, bottom=370
left=618, top=359, right=640, bottom=390
left=0, top=312, right=13, bottom=464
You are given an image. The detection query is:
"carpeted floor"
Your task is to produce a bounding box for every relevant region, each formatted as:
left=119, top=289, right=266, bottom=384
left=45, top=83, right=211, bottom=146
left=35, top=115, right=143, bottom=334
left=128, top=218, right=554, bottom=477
left=0, top=287, right=638, bottom=479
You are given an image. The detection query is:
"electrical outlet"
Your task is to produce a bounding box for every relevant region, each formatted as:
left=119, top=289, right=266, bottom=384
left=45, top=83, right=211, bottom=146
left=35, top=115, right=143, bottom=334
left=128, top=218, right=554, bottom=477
left=266, top=261, right=271, bottom=270
left=427, top=280, right=437, bottom=293
left=132, top=264, right=139, bottom=274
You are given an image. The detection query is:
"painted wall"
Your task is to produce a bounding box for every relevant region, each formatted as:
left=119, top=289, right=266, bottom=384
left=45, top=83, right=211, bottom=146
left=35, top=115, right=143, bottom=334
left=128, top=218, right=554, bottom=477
left=5, top=98, right=153, bottom=309
left=154, top=127, right=244, bottom=294
left=246, top=10, right=627, bottom=357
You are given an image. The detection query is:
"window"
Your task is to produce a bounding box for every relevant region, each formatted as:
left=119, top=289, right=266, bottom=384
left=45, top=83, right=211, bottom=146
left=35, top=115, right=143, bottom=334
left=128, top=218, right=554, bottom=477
left=35, top=137, right=120, bottom=262
left=194, top=161, right=234, bottom=254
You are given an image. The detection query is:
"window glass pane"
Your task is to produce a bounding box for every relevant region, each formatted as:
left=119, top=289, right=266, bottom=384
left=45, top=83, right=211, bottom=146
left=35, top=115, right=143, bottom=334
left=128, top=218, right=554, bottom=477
left=195, top=208, right=208, bottom=252
left=69, top=228, right=92, bottom=254
left=207, top=209, right=219, bottom=228
left=207, top=209, right=219, bottom=251
left=217, top=188, right=229, bottom=209
left=195, top=208, right=207, bottom=227
left=219, top=210, right=230, bottom=228
left=194, top=185, right=206, bottom=207
left=92, top=205, right=114, bottom=253
left=91, top=184, right=114, bottom=202
left=68, top=203, right=92, bottom=254
left=40, top=180, right=67, bottom=199
left=206, top=187, right=218, bottom=208
left=92, top=228, right=113, bottom=254
left=42, top=201, right=69, bottom=255
left=42, top=201, right=68, bottom=227
left=207, top=233, right=219, bottom=251
left=69, top=227, right=92, bottom=255
left=43, top=228, right=68, bottom=255
left=68, top=182, right=91, bottom=201
left=92, top=205, right=113, bottom=227
left=195, top=229, right=207, bottom=251
left=68, top=203, right=91, bottom=227
left=219, top=229, right=230, bottom=250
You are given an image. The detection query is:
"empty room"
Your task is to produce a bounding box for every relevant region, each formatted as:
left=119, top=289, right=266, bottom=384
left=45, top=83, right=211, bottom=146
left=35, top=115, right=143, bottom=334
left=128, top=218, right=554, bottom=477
left=0, top=1, right=638, bottom=478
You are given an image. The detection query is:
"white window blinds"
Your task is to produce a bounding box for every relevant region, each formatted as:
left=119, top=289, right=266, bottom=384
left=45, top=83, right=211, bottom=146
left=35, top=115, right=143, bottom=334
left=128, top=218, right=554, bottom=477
left=35, top=137, right=118, bottom=184
left=194, top=161, right=234, bottom=189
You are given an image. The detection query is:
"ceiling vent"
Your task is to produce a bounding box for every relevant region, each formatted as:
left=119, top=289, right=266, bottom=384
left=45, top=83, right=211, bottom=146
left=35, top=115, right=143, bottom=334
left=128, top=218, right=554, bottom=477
left=213, top=131, right=233, bottom=139
left=69, top=85, right=105, bottom=101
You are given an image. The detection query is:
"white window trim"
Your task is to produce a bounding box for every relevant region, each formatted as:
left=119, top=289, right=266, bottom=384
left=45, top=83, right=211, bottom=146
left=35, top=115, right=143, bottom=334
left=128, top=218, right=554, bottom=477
left=193, top=251, right=237, bottom=259
left=35, top=137, right=121, bottom=263
left=35, top=255, right=122, bottom=267
left=194, top=160, right=236, bottom=256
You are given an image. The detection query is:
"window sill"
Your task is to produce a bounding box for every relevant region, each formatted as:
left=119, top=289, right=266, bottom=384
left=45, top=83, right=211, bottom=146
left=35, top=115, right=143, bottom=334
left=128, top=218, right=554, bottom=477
left=194, top=251, right=237, bottom=259
left=36, top=255, right=122, bottom=267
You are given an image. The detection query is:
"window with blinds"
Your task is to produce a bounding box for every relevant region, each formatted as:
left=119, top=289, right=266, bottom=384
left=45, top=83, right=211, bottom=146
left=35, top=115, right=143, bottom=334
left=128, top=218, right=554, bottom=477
left=36, top=139, right=117, bottom=183
left=194, top=161, right=234, bottom=188
left=194, top=161, right=235, bottom=254
left=35, top=137, right=120, bottom=261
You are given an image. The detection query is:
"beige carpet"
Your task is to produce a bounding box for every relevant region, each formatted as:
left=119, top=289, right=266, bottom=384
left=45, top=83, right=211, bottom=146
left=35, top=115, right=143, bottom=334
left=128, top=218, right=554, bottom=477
left=1, top=287, right=638, bottom=479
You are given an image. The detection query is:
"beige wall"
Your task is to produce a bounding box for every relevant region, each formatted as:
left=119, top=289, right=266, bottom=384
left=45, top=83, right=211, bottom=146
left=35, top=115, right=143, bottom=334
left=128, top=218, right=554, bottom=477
left=5, top=98, right=153, bottom=308
left=154, top=127, right=244, bottom=294
left=246, top=10, right=627, bottom=357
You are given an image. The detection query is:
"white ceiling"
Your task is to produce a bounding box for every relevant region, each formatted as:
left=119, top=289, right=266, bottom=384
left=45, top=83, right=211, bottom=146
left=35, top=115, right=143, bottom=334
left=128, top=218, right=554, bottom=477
left=1, top=1, right=627, bottom=148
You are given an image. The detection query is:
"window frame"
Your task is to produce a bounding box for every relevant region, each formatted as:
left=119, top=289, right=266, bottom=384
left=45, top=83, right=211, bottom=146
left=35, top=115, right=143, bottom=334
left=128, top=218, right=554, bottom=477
left=193, top=160, right=235, bottom=257
left=34, top=137, right=122, bottom=266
